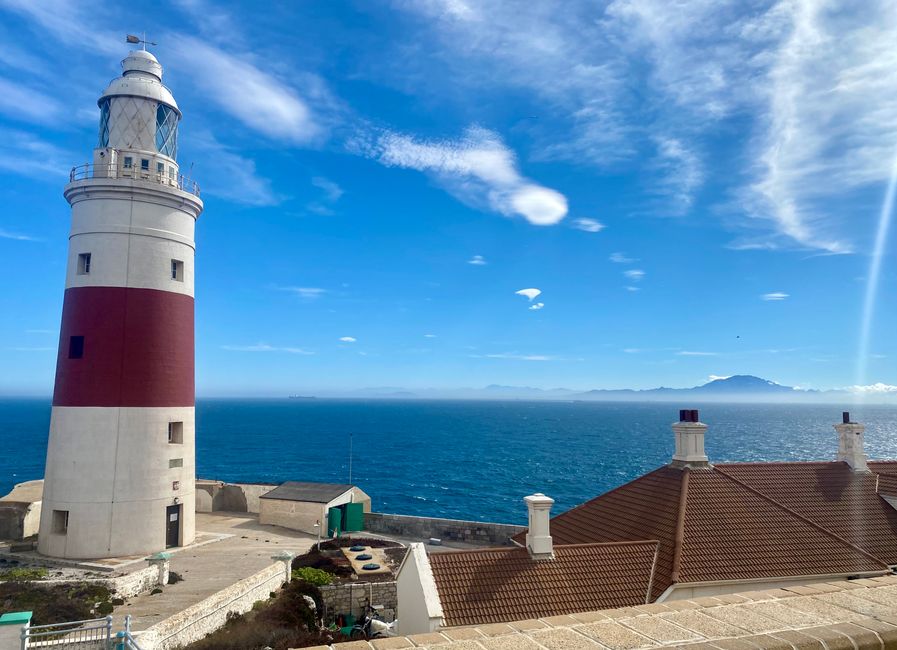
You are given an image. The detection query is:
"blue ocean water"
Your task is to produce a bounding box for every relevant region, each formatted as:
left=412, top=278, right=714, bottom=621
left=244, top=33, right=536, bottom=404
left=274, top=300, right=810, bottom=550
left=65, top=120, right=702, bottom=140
left=2, top=398, right=896, bottom=525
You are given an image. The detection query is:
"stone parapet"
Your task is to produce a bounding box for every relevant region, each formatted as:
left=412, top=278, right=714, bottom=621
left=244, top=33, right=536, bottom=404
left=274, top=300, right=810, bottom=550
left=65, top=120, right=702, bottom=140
left=364, top=513, right=524, bottom=546
left=294, top=575, right=897, bottom=649
left=320, top=581, right=398, bottom=620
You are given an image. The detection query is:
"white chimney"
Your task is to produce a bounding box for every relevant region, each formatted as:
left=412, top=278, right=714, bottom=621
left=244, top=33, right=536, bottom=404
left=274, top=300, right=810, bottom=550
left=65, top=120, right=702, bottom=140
left=524, top=493, right=554, bottom=560
left=835, top=411, right=869, bottom=472
left=671, top=409, right=710, bottom=469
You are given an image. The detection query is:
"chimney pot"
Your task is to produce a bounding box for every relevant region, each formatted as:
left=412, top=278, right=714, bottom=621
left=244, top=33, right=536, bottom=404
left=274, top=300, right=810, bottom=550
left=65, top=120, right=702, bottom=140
left=690, top=409, right=700, bottom=423
left=524, top=493, right=554, bottom=560
left=843, top=411, right=851, bottom=424
left=679, top=409, right=688, bottom=422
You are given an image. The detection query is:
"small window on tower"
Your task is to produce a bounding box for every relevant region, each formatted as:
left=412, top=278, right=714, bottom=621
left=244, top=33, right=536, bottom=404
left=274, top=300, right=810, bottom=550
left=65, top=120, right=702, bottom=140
left=52, top=509, right=69, bottom=534
left=169, top=458, right=184, bottom=469
left=156, top=162, right=165, bottom=175
left=140, top=158, right=149, bottom=172
left=77, top=253, right=91, bottom=275
left=171, top=259, right=184, bottom=282
left=169, top=166, right=175, bottom=180
left=68, top=336, right=84, bottom=359
left=168, top=421, right=184, bottom=444
left=123, top=157, right=133, bottom=169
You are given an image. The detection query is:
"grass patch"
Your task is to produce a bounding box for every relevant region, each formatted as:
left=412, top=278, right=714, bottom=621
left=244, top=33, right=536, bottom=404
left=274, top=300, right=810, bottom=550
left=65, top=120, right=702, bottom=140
left=0, top=582, right=113, bottom=626
left=291, top=567, right=333, bottom=586
left=0, top=567, right=48, bottom=582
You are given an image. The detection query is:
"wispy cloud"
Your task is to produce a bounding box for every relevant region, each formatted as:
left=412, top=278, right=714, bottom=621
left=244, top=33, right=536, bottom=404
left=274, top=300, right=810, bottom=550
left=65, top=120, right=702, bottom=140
left=167, top=36, right=324, bottom=144
left=306, top=176, right=344, bottom=215
left=477, top=352, right=575, bottom=362
left=845, top=383, right=897, bottom=394
left=708, top=374, right=732, bottom=381
left=653, top=136, right=703, bottom=213
left=515, top=288, right=542, bottom=301
left=572, top=218, right=605, bottom=233
left=677, top=350, right=718, bottom=357
left=279, top=287, right=327, bottom=299
left=360, top=126, right=568, bottom=225
left=0, top=129, right=72, bottom=180
left=0, top=77, right=63, bottom=125
left=610, top=252, right=637, bottom=264
left=339, top=336, right=357, bottom=343
left=625, top=286, right=641, bottom=292
left=424, top=333, right=437, bottom=338
left=222, top=343, right=314, bottom=354
left=467, top=255, right=487, bottom=265
left=529, top=302, right=545, bottom=311
left=623, top=269, right=645, bottom=281
left=761, top=292, right=789, bottom=301
left=0, top=229, right=39, bottom=242
left=190, top=133, right=281, bottom=206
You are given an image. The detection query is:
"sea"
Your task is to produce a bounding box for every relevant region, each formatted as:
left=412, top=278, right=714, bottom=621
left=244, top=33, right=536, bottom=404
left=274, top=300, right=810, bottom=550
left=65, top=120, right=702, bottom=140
left=2, top=398, right=896, bottom=525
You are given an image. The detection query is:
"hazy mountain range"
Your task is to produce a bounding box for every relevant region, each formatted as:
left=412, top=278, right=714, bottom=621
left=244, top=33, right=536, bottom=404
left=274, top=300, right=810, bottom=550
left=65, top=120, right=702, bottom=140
left=296, top=375, right=896, bottom=403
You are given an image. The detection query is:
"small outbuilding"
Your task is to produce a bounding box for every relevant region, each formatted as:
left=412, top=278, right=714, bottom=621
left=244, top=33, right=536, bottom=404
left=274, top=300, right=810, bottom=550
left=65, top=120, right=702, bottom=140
left=259, top=481, right=371, bottom=536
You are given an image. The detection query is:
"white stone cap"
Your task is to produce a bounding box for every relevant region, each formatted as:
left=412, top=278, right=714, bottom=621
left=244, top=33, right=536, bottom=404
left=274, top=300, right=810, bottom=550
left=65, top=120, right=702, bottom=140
left=524, top=493, right=555, bottom=508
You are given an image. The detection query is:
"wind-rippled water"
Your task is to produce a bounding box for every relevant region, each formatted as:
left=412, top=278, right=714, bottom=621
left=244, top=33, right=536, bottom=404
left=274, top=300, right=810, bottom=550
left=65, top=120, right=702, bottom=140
left=2, top=399, right=896, bottom=524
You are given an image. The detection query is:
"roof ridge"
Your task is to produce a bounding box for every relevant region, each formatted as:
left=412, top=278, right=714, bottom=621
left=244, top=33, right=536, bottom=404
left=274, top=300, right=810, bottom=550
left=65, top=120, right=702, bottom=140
left=668, top=467, right=689, bottom=585
left=431, top=539, right=662, bottom=558
left=712, top=466, right=890, bottom=568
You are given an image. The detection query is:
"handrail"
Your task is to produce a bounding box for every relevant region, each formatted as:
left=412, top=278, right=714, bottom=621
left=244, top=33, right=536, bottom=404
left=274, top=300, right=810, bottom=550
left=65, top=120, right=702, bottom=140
left=114, top=615, right=144, bottom=650
left=69, top=162, right=200, bottom=197
left=21, top=615, right=113, bottom=648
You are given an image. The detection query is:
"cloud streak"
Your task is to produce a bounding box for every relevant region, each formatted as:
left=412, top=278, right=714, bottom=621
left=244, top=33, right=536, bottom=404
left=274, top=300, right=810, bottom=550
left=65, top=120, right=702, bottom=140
left=362, top=126, right=568, bottom=225
left=222, top=343, right=314, bottom=354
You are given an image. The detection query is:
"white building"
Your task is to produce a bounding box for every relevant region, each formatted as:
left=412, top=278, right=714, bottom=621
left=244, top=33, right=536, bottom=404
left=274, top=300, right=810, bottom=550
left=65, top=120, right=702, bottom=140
left=38, top=47, right=203, bottom=559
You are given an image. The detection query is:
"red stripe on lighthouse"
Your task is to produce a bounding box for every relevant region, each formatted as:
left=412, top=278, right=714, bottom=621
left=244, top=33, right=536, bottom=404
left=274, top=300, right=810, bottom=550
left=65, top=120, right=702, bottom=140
left=53, top=286, right=194, bottom=407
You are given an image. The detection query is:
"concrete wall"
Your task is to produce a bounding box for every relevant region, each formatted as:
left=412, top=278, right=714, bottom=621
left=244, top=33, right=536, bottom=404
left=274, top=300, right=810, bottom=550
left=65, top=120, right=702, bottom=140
left=319, top=581, right=397, bottom=621
left=194, top=480, right=276, bottom=514
left=39, top=561, right=167, bottom=600
left=136, top=560, right=289, bottom=650
left=259, top=498, right=326, bottom=535
left=0, top=480, right=43, bottom=541
left=395, top=544, right=443, bottom=636
left=365, top=512, right=524, bottom=546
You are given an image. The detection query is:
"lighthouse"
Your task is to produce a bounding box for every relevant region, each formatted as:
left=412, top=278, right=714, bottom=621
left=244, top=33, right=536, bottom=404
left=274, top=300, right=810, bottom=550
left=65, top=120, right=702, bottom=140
left=38, top=47, right=203, bottom=559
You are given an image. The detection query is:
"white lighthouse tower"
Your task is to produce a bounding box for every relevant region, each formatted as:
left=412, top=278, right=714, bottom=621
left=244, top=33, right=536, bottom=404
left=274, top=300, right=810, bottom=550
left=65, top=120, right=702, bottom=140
left=38, top=46, right=203, bottom=559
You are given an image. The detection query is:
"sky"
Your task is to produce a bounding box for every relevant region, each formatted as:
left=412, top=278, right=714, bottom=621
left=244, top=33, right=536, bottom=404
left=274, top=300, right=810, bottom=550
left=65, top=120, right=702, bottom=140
left=0, top=0, right=894, bottom=397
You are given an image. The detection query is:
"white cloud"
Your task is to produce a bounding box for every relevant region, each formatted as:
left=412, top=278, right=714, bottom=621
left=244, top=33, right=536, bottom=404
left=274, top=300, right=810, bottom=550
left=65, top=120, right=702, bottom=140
left=280, top=287, right=326, bottom=299
left=515, top=288, right=542, bottom=301
left=339, top=336, right=357, bottom=343
left=0, top=77, right=63, bottom=125
left=424, top=334, right=437, bottom=338
left=0, top=229, right=38, bottom=241
left=625, top=286, right=640, bottom=292
left=167, top=35, right=323, bottom=143
left=678, top=350, right=718, bottom=356
left=481, top=353, right=559, bottom=361
left=610, top=252, right=637, bottom=264
left=846, top=383, right=897, bottom=394
left=467, top=255, right=487, bottom=265
left=761, top=292, right=789, bottom=301
left=653, top=136, right=703, bottom=213
left=362, top=126, right=568, bottom=226
left=311, top=176, right=344, bottom=202
left=623, top=348, right=643, bottom=353
left=0, top=129, right=72, bottom=180
left=572, top=218, right=605, bottom=233
left=529, top=302, right=545, bottom=311
left=222, top=343, right=314, bottom=354
left=708, top=374, right=732, bottom=381
left=623, top=269, right=645, bottom=281
left=190, top=133, right=281, bottom=206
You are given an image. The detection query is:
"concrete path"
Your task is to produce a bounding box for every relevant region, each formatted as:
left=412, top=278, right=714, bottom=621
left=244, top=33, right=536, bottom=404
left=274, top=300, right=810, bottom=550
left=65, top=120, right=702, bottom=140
left=113, top=512, right=316, bottom=631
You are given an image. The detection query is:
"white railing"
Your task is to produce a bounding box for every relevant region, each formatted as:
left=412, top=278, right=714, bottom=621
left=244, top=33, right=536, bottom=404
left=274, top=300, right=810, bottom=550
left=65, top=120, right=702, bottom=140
left=20, top=614, right=142, bottom=650
left=69, top=163, right=200, bottom=197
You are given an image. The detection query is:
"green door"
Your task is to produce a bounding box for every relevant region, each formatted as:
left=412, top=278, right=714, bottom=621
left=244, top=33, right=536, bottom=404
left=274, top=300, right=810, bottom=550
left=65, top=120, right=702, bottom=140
left=327, top=507, right=342, bottom=537
left=344, top=503, right=364, bottom=532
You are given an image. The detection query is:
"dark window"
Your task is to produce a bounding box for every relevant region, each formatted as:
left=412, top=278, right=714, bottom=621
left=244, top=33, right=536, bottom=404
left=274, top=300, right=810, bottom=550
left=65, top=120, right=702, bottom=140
left=97, top=98, right=110, bottom=148
left=140, top=158, right=150, bottom=171
left=52, top=509, right=69, bottom=534
left=77, top=253, right=91, bottom=275
left=169, top=458, right=183, bottom=469
left=171, top=259, right=184, bottom=282
left=168, top=421, right=184, bottom=444
left=68, top=335, right=84, bottom=359
left=123, top=156, right=133, bottom=169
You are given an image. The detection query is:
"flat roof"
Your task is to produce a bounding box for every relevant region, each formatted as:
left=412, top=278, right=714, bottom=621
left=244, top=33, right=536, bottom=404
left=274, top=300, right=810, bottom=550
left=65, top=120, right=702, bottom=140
left=260, top=481, right=355, bottom=504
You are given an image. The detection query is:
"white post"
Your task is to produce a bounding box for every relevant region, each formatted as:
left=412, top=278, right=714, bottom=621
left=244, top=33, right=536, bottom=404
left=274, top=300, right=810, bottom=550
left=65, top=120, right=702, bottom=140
left=524, top=493, right=554, bottom=560
left=272, top=551, right=295, bottom=584
left=147, top=552, right=171, bottom=586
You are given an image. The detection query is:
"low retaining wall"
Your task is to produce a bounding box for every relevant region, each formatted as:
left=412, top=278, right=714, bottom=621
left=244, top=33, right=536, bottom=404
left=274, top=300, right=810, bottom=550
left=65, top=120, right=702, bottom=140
left=320, top=581, right=398, bottom=621
left=39, top=563, right=165, bottom=600
left=364, top=512, right=524, bottom=546
left=137, top=557, right=292, bottom=650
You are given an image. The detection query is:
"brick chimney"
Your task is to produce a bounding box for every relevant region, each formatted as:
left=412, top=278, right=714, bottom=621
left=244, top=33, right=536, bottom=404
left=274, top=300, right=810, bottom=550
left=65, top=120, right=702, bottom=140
left=835, top=411, right=869, bottom=472
left=671, top=409, right=710, bottom=469
left=524, top=493, right=554, bottom=560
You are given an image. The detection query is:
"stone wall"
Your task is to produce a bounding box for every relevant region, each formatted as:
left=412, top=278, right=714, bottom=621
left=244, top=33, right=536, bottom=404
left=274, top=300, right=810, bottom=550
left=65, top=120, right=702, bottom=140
left=319, top=581, right=398, bottom=621
left=137, top=560, right=290, bottom=650
left=38, top=560, right=167, bottom=600
left=364, top=512, right=524, bottom=546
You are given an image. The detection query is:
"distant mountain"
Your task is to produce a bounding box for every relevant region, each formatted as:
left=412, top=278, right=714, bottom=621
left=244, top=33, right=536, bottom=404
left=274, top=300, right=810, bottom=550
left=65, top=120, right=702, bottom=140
left=572, top=375, right=827, bottom=402
left=691, top=375, right=798, bottom=393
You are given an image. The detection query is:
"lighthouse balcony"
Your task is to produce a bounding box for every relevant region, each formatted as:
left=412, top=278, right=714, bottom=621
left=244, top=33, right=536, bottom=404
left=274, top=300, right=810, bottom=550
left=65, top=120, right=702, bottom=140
left=69, top=160, right=200, bottom=197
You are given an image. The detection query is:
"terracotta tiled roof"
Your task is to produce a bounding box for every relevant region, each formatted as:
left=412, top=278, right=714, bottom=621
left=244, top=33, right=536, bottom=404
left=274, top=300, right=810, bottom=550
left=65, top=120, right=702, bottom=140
left=428, top=540, right=659, bottom=627
left=717, top=461, right=897, bottom=564
left=513, top=462, right=891, bottom=601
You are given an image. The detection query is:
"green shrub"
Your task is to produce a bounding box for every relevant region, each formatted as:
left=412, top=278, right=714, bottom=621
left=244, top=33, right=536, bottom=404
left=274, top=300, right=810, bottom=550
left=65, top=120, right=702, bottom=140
left=0, top=582, right=113, bottom=626
left=0, top=567, right=48, bottom=582
left=291, top=567, right=332, bottom=586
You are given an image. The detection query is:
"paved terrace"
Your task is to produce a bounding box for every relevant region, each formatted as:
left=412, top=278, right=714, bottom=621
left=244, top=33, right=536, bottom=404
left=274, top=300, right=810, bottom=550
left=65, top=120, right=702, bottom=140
left=113, top=512, right=315, bottom=631
left=306, top=575, right=897, bottom=650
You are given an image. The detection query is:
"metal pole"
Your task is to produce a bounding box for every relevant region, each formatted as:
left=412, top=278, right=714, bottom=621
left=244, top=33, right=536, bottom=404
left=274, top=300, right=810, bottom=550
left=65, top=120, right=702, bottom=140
left=348, top=433, right=353, bottom=485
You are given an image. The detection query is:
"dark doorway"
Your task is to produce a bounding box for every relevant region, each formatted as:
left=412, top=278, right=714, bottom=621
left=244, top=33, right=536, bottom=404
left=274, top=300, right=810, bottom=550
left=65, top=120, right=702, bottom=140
left=165, top=504, right=181, bottom=548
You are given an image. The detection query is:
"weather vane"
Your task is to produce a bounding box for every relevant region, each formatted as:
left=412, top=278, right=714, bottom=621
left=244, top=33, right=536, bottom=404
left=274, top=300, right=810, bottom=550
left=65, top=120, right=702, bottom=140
left=126, top=33, right=156, bottom=50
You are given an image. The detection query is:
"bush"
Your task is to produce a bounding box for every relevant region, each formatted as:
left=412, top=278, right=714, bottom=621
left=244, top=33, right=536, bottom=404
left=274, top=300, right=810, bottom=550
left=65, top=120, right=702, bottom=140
left=291, top=567, right=332, bottom=586
left=291, top=549, right=352, bottom=578
left=0, top=567, right=48, bottom=582
left=0, top=582, right=113, bottom=626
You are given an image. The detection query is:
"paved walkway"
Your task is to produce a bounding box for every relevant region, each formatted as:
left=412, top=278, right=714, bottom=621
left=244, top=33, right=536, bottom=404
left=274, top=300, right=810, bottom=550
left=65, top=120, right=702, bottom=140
left=114, top=512, right=316, bottom=631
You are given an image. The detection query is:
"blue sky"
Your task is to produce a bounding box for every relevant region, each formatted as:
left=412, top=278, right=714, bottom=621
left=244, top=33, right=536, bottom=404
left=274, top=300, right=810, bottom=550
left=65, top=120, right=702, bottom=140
left=0, top=0, right=894, bottom=396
